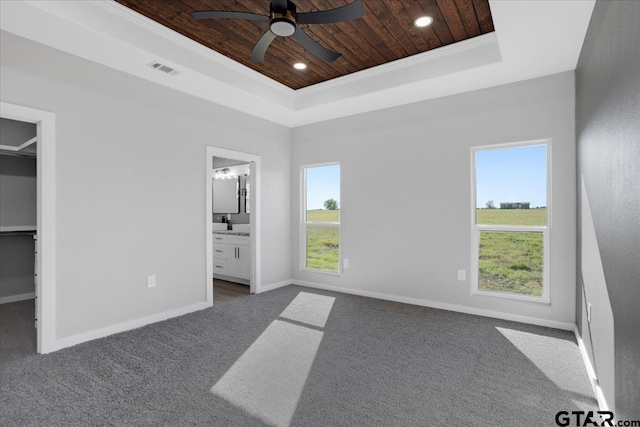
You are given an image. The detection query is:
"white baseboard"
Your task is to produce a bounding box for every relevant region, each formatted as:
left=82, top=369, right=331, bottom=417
left=573, top=325, right=610, bottom=411
left=258, top=279, right=292, bottom=293
left=293, top=280, right=575, bottom=331
left=51, top=278, right=295, bottom=353
left=52, top=301, right=211, bottom=352
left=0, top=292, right=35, bottom=304
left=48, top=279, right=578, bottom=356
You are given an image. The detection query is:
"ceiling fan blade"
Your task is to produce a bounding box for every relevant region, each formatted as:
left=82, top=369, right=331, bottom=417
left=192, top=11, right=269, bottom=22
left=250, top=31, right=278, bottom=63
left=292, top=28, right=341, bottom=62
left=296, top=0, right=365, bottom=25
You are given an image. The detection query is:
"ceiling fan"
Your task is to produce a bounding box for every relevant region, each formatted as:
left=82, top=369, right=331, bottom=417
left=192, top=0, right=365, bottom=63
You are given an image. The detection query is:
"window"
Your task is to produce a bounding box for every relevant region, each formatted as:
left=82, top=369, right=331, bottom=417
left=302, top=164, right=340, bottom=273
left=472, top=142, right=549, bottom=302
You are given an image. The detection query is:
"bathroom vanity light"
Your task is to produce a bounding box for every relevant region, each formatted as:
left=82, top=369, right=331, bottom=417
left=213, top=168, right=238, bottom=180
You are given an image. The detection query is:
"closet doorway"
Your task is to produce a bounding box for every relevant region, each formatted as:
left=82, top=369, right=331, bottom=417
left=205, top=147, right=261, bottom=305
left=0, top=102, right=56, bottom=355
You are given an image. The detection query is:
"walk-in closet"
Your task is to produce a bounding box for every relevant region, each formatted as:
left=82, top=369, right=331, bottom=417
left=0, top=118, right=37, bottom=362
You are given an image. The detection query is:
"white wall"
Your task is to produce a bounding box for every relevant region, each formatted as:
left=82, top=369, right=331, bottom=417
left=292, top=71, right=576, bottom=325
left=575, top=0, right=640, bottom=415
left=0, top=32, right=291, bottom=340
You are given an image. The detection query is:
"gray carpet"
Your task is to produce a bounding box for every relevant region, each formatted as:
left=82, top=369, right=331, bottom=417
left=1, top=285, right=597, bottom=426
left=0, top=299, right=37, bottom=364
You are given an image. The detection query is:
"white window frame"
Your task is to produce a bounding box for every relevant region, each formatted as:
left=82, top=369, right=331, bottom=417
left=301, top=162, right=341, bottom=276
left=470, top=139, right=551, bottom=304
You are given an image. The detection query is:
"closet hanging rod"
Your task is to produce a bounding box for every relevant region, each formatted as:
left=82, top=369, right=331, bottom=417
left=0, top=231, right=37, bottom=236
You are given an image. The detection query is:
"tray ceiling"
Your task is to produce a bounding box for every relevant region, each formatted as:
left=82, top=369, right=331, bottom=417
left=1, top=1, right=595, bottom=127
left=114, top=0, right=495, bottom=90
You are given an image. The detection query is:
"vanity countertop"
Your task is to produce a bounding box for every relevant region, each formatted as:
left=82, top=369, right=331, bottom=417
left=213, top=230, right=250, bottom=236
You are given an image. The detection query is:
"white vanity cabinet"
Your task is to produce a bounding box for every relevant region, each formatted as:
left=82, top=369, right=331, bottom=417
left=212, top=233, right=250, bottom=282
left=227, top=235, right=250, bottom=280
left=212, top=234, right=229, bottom=275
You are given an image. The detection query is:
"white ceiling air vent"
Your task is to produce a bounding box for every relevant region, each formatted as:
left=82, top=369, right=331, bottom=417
left=147, top=61, right=179, bottom=76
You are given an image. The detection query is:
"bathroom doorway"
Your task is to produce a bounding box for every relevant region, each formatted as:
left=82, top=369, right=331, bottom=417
left=205, top=147, right=261, bottom=305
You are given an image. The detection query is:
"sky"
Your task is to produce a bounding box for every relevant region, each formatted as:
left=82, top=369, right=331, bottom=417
left=306, top=164, right=340, bottom=210
left=475, top=144, right=547, bottom=208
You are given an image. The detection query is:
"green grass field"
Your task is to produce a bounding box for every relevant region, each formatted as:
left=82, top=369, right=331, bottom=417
left=477, top=208, right=547, bottom=296
left=476, top=208, right=547, bottom=226
left=306, top=210, right=340, bottom=271
left=306, top=226, right=340, bottom=271
left=478, top=231, right=543, bottom=296
left=306, top=209, right=340, bottom=222
left=305, top=208, right=546, bottom=296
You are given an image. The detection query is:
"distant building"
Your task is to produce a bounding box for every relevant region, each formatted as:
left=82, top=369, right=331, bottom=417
left=500, top=202, right=530, bottom=209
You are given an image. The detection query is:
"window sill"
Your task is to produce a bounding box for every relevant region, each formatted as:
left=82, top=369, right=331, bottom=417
left=301, top=268, right=341, bottom=277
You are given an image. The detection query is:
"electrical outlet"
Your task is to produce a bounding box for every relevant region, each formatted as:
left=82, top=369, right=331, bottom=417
left=587, top=303, right=592, bottom=324
left=343, top=259, right=349, bottom=268
left=147, top=275, right=156, bottom=288
left=457, top=270, right=466, bottom=281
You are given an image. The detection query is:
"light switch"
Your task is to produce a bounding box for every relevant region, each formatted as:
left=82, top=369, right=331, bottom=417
left=457, top=270, right=466, bottom=281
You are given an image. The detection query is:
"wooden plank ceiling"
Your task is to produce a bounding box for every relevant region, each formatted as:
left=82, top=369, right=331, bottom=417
left=115, top=0, right=494, bottom=90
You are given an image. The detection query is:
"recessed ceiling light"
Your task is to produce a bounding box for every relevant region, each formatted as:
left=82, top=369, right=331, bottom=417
left=293, top=62, right=307, bottom=70
left=414, top=16, right=433, bottom=28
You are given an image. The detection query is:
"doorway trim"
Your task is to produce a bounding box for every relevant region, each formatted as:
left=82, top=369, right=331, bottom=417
left=1, top=101, right=56, bottom=354
left=206, top=146, right=261, bottom=302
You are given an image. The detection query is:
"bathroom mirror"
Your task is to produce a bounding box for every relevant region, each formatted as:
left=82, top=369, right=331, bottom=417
left=213, top=177, right=240, bottom=214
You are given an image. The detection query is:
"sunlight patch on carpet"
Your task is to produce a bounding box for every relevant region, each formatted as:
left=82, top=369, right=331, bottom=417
left=211, top=292, right=335, bottom=427
left=496, top=327, right=581, bottom=390
left=279, top=292, right=335, bottom=328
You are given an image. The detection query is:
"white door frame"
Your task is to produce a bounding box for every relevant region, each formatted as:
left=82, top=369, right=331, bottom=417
left=206, top=146, right=261, bottom=302
left=1, top=101, right=57, bottom=354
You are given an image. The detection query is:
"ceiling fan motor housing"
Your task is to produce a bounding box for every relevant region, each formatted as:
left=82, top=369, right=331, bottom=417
left=270, top=1, right=297, bottom=37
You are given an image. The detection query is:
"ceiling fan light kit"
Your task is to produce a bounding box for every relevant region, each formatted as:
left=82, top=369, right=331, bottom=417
left=192, top=0, right=365, bottom=63
left=270, top=19, right=296, bottom=37
left=269, top=4, right=297, bottom=37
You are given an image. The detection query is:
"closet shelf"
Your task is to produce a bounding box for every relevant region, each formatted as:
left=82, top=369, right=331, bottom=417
left=0, top=225, right=37, bottom=233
